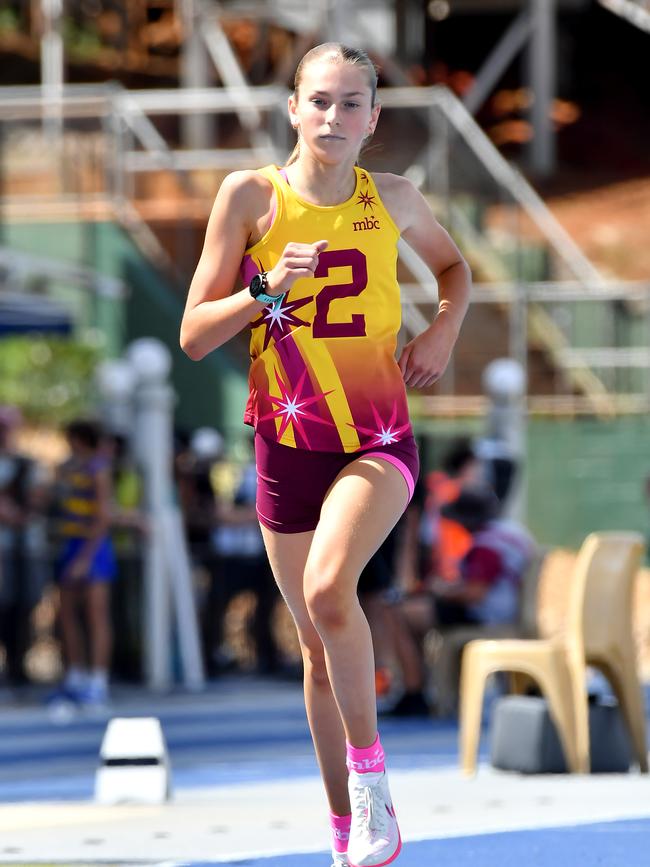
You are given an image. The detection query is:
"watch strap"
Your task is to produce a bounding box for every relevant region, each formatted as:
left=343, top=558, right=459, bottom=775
left=256, top=290, right=285, bottom=306
left=250, top=271, right=285, bottom=307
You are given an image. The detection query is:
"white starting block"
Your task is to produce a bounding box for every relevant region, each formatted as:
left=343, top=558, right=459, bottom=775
left=95, top=717, right=171, bottom=804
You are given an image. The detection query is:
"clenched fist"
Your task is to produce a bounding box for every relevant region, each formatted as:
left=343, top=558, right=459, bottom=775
left=266, top=240, right=329, bottom=295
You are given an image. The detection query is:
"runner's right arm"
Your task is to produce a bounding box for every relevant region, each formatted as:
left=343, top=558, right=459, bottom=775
left=181, top=172, right=327, bottom=361
left=180, top=171, right=269, bottom=361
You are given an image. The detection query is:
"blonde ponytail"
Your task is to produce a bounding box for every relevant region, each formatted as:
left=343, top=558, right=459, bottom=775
left=286, top=138, right=300, bottom=166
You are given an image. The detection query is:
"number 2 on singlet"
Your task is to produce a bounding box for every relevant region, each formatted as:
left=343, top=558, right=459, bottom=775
left=312, top=248, right=367, bottom=338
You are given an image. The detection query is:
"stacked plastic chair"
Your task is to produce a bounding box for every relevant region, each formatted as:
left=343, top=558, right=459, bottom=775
left=459, top=531, right=648, bottom=775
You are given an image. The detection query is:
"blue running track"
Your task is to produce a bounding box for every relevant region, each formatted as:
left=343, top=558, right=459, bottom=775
left=184, top=817, right=650, bottom=867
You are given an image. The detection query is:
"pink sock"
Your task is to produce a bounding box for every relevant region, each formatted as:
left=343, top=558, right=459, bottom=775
left=330, top=811, right=351, bottom=854
left=346, top=733, right=385, bottom=774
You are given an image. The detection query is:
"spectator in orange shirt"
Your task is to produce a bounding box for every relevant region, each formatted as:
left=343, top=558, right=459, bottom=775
left=422, top=437, right=482, bottom=584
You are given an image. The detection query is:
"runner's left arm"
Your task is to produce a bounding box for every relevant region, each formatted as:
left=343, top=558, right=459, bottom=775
left=378, top=174, right=472, bottom=389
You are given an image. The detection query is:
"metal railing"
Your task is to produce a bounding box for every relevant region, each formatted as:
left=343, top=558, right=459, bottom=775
left=599, top=0, right=650, bottom=32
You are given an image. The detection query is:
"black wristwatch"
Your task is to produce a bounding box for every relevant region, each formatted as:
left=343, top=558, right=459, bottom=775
left=249, top=271, right=284, bottom=306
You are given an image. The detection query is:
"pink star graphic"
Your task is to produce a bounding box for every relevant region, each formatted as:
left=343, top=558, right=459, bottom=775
left=251, top=293, right=313, bottom=350
left=259, top=369, right=335, bottom=445
left=349, top=401, right=411, bottom=447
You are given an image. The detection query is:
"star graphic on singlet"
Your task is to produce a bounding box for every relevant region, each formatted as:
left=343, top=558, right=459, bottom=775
left=349, top=401, right=411, bottom=447
left=259, top=369, right=335, bottom=444
left=356, top=190, right=376, bottom=211
left=251, top=293, right=313, bottom=350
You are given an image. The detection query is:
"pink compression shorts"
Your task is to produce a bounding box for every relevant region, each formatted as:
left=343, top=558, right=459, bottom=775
left=254, top=434, right=420, bottom=534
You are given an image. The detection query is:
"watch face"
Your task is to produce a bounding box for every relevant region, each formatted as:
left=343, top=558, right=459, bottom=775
left=250, top=273, right=264, bottom=297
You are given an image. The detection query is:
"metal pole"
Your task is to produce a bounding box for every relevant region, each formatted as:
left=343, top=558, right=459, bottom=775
left=510, top=206, right=529, bottom=380
left=178, top=0, right=212, bottom=149
left=464, top=10, right=533, bottom=116
left=508, top=296, right=529, bottom=524
left=482, top=359, right=528, bottom=524
left=129, top=338, right=205, bottom=691
left=395, top=0, right=424, bottom=66
left=163, top=510, right=205, bottom=690
left=510, top=208, right=529, bottom=525
left=107, top=102, right=127, bottom=221
left=598, top=0, right=650, bottom=33
left=135, top=377, right=174, bottom=691
left=528, top=0, right=557, bottom=178
left=329, top=0, right=346, bottom=42
left=40, top=0, right=64, bottom=140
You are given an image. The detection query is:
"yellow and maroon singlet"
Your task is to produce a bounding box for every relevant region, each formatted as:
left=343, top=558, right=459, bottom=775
left=240, top=165, right=412, bottom=453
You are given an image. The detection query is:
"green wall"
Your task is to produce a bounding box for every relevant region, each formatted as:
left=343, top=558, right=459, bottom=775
left=414, top=414, right=650, bottom=552
left=527, top=415, right=650, bottom=550
left=4, top=220, right=248, bottom=439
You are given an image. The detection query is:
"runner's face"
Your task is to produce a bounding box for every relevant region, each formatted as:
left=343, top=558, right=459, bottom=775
left=290, top=61, right=379, bottom=165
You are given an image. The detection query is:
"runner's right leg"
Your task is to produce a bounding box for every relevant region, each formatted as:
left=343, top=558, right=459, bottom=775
left=260, top=526, right=350, bottom=818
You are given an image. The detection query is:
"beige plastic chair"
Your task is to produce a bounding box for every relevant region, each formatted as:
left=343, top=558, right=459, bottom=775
left=424, top=549, right=546, bottom=717
left=459, top=531, right=648, bottom=776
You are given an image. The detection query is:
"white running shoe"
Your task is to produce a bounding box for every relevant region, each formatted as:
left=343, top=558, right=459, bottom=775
left=347, top=770, right=401, bottom=867
left=331, top=852, right=349, bottom=867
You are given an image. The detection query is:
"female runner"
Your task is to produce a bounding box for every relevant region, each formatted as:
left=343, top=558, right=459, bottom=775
left=181, top=42, right=471, bottom=867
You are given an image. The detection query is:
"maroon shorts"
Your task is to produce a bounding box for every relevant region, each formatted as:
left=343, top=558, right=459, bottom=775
left=255, top=434, right=420, bottom=535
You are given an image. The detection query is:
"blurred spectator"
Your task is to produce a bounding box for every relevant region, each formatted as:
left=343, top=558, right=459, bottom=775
left=372, top=475, right=435, bottom=718
left=176, top=428, right=223, bottom=575
left=49, top=420, right=115, bottom=708
left=206, top=447, right=283, bottom=676
left=474, top=434, right=519, bottom=510
left=0, top=406, right=46, bottom=687
left=432, top=487, right=536, bottom=626
left=175, top=427, right=224, bottom=673
left=105, top=433, right=146, bottom=681
left=379, top=598, right=432, bottom=718
left=361, top=473, right=426, bottom=704
left=383, top=486, right=536, bottom=717
left=377, top=439, right=480, bottom=716
left=420, top=436, right=483, bottom=584
left=359, top=531, right=401, bottom=700
left=422, top=487, right=537, bottom=716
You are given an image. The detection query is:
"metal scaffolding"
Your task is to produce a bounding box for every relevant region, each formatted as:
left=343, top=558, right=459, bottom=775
left=0, top=78, right=649, bottom=418
left=33, top=0, right=564, bottom=174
